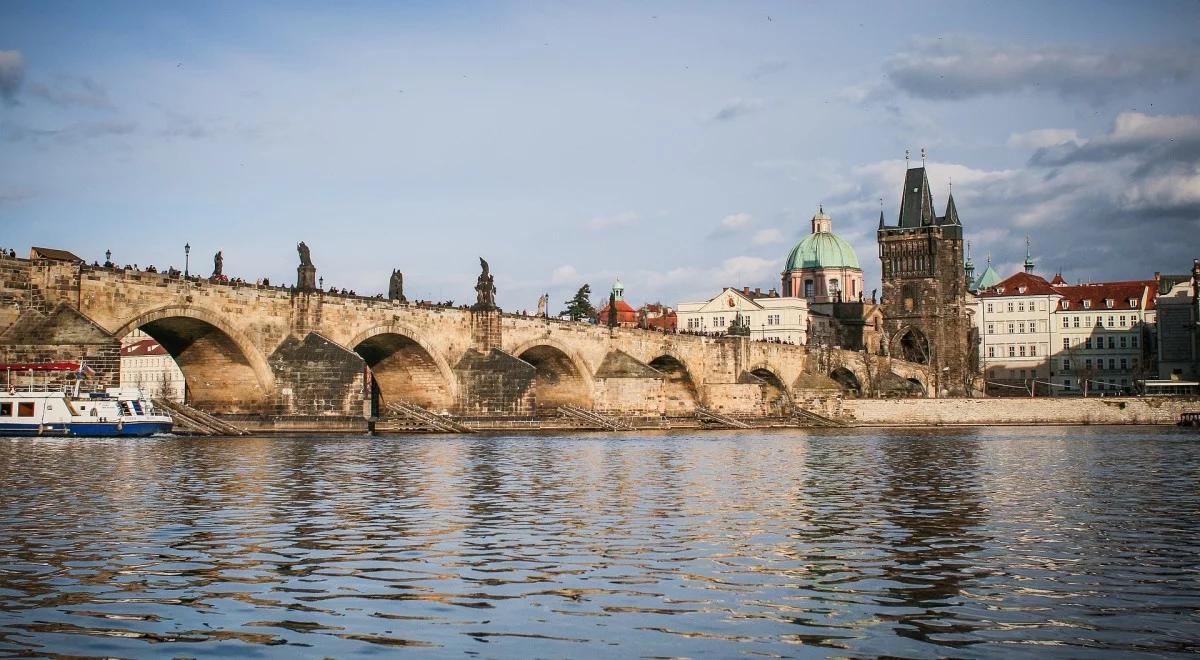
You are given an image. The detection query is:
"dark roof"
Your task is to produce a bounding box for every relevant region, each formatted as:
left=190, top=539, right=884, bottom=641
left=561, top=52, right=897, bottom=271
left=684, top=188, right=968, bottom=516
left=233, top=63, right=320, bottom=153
left=29, top=247, right=83, bottom=262
left=941, top=192, right=960, bottom=226
left=898, top=167, right=936, bottom=228
left=122, top=339, right=168, bottom=357
left=978, top=272, right=1058, bottom=297
left=1055, top=281, right=1155, bottom=312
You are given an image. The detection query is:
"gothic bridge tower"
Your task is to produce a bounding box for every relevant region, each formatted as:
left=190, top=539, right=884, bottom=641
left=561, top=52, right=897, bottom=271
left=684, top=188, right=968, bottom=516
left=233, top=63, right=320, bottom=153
left=877, top=164, right=975, bottom=395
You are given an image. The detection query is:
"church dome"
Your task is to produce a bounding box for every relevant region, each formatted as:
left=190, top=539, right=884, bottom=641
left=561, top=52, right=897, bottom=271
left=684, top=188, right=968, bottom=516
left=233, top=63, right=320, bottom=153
left=784, top=231, right=861, bottom=271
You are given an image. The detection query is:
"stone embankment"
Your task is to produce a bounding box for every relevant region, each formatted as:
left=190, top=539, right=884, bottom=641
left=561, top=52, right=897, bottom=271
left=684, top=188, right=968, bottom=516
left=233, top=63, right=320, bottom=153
left=843, top=397, right=1200, bottom=426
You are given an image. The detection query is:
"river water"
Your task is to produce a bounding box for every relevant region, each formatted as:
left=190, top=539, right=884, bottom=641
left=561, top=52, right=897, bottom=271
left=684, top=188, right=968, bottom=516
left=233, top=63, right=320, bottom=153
left=0, top=427, right=1197, bottom=658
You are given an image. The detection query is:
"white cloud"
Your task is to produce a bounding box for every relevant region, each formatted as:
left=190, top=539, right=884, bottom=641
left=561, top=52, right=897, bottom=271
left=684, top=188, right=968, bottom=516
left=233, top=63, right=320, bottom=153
left=550, top=264, right=580, bottom=285
left=1007, top=128, right=1081, bottom=150
left=720, top=212, right=752, bottom=230
left=586, top=210, right=638, bottom=230
left=752, top=228, right=783, bottom=245
left=716, top=256, right=776, bottom=285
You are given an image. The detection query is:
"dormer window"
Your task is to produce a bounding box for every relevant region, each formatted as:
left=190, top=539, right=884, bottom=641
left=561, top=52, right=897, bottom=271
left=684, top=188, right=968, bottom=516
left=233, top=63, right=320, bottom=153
left=1128, top=298, right=1137, bottom=308
left=1062, top=301, right=1070, bottom=310
left=996, top=287, right=1005, bottom=294
left=1083, top=300, right=1091, bottom=309
left=1018, top=286, right=1027, bottom=294
left=1105, top=299, right=1114, bottom=309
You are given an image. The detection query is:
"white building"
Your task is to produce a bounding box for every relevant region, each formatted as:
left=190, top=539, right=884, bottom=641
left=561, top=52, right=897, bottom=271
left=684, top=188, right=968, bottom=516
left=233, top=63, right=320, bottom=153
left=120, top=329, right=185, bottom=402
left=676, top=287, right=808, bottom=344
left=1154, top=261, right=1200, bottom=384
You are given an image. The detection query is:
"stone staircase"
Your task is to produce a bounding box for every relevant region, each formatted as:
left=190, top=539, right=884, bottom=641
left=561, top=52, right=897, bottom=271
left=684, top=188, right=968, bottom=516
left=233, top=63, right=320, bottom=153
left=694, top=405, right=752, bottom=429
left=154, top=398, right=249, bottom=436
left=558, top=404, right=636, bottom=431
left=792, top=407, right=847, bottom=428
left=384, top=401, right=477, bottom=433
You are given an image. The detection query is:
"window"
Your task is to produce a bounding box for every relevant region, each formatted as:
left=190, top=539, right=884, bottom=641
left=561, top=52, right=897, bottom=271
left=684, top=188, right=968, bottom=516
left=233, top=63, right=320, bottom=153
left=1132, top=335, right=1139, bottom=348
left=1084, top=338, right=1092, bottom=349
left=1008, top=323, right=1015, bottom=334
left=1007, top=302, right=1014, bottom=312
left=1062, top=359, right=1071, bottom=370
left=1030, top=345, right=1037, bottom=356
left=0, top=402, right=10, bottom=416
left=1108, top=359, right=1116, bottom=370
left=1107, top=336, right=1115, bottom=349
left=1105, top=299, right=1114, bottom=309
left=17, top=402, right=35, bottom=417
left=987, top=323, right=995, bottom=334
left=1128, top=298, right=1137, bottom=308
left=1108, top=316, right=1114, bottom=327
left=1062, top=301, right=1070, bottom=310
left=1083, top=300, right=1091, bottom=309
left=1018, top=301, right=1025, bottom=312
left=1019, top=345, right=1026, bottom=357
left=1062, top=316, right=1069, bottom=328
left=1064, top=379, right=1072, bottom=388
left=1085, top=359, right=1093, bottom=370
left=1120, top=358, right=1128, bottom=370
left=988, top=346, right=995, bottom=358
left=804, top=280, right=814, bottom=298
left=1073, top=316, right=1080, bottom=328
left=1018, top=322, right=1026, bottom=334
left=1119, top=315, right=1127, bottom=327
left=986, top=303, right=994, bottom=313
left=1008, top=346, right=1015, bottom=357
left=1063, top=338, right=1070, bottom=351
left=1119, top=336, right=1127, bottom=349
left=1018, top=287, right=1028, bottom=295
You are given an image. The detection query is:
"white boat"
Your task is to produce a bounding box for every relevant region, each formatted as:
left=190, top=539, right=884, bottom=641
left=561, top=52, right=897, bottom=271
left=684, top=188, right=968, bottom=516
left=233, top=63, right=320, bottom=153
left=1, top=363, right=173, bottom=437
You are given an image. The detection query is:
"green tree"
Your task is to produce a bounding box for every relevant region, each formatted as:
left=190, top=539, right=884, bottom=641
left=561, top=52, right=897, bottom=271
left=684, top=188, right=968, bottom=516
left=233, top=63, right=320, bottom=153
left=561, top=284, right=596, bottom=322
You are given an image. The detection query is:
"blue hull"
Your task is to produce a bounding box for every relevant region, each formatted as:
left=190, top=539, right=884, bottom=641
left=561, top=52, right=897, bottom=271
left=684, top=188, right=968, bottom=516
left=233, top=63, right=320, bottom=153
left=0, top=422, right=173, bottom=437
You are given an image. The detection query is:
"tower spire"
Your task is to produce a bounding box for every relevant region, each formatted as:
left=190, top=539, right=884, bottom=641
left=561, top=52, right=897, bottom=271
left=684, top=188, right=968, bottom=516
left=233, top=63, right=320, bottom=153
left=921, top=147, right=927, bottom=167
left=1023, top=236, right=1035, bottom=274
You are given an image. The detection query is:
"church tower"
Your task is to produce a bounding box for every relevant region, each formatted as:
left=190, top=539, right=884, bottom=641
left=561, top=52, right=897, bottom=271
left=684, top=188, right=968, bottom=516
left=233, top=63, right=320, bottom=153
left=877, top=160, right=976, bottom=395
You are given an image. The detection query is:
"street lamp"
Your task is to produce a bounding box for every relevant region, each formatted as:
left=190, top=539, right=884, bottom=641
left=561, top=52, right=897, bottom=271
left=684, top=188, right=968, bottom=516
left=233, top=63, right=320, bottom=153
left=184, top=243, right=191, bottom=277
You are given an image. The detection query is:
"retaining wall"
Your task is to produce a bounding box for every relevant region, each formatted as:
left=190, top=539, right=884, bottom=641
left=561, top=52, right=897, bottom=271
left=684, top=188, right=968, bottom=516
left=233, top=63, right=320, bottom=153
left=843, top=396, right=1200, bottom=426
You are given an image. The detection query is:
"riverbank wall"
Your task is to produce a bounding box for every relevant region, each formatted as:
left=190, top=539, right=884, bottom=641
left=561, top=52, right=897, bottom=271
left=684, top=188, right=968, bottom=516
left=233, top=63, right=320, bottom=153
left=842, top=397, right=1200, bottom=426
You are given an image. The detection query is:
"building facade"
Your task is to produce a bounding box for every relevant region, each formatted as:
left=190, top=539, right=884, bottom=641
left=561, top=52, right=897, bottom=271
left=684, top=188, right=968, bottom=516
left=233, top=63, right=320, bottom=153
left=877, top=165, right=976, bottom=395
left=1155, top=260, right=1200, bottom=382
left=596, top=280, right=638, bottom=327
left=676, top=287, right=808, bottom=344
left=120, top=329, right=185, bottom=402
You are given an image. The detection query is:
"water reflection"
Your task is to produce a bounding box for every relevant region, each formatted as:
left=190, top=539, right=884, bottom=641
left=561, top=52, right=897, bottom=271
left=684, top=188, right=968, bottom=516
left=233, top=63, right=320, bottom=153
left=0, top=427, right=1198, bottom=657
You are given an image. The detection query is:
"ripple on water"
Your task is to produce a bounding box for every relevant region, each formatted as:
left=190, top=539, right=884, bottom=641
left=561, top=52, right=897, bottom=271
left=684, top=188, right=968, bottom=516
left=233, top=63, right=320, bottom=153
left=0, top=427, right=1198, bottom=657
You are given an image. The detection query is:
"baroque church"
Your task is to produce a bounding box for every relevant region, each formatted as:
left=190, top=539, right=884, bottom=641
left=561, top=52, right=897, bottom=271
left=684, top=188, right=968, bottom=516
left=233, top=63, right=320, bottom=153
left=877, top=164, right=978, bottom=395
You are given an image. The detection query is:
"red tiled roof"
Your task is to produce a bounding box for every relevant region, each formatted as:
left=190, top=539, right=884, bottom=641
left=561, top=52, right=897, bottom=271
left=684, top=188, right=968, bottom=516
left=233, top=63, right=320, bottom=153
left=645, top=311, right=677, bottom=331
left=1050, top=273, right=1067, bottom=285
left=977, top=272, right=1058, bottom=297
left=597, top=299, right=637, bottom=324
left=1054, top=280, right=1156, bottom=312
left=122, top=339, right=168, bottom=357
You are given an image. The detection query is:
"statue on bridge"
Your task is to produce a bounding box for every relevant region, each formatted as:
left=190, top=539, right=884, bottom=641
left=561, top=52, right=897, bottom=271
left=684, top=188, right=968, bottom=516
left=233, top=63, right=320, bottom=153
left=471, top=257, right=498, bottom=311
left=296, top=242, right=316, bottom=291
left=388, top=269, right=406, bottom=302
left=536, top=293, right=548, bottom=318
left=212, top=251, right=223, bottom=279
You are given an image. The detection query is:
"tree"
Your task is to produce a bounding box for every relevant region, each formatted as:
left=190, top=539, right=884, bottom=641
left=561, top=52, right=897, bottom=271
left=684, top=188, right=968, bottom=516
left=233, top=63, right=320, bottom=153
left=560, top=284, right=596, bottom=322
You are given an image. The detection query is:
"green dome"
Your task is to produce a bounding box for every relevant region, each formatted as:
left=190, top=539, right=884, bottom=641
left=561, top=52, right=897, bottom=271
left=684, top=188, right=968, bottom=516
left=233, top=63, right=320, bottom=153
left=785, top=232, right=861, bottom=271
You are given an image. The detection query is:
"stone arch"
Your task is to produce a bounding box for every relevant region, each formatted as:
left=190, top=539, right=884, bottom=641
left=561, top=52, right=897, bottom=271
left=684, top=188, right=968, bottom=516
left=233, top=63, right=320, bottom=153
left=348, top=324, right=458, bottom=412
left=750, top=365, right=793, bottom=415
left=892, top=326, right=931, bottom=365
left=648, top=353, right=699, bottom=416
left=114, top=305, right=273, bottom=413
left=829, top=366, right=862, bottom=395
left=511, top=339, right=594, bottom=414
left=906, top=378, right=927, bottom=397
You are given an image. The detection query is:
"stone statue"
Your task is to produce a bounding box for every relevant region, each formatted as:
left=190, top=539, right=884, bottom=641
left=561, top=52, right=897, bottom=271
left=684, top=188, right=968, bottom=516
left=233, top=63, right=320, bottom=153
left=871, top=288, right=878, bottom=304
left=536, top=293, right=548, bottom=318
left=296, top=241, right=316, bottom=290
left=388, top=269, right=406, bottom=301
left=212, top=251, right=223, bottom=278
left=472, top=257, right=497, bottom=311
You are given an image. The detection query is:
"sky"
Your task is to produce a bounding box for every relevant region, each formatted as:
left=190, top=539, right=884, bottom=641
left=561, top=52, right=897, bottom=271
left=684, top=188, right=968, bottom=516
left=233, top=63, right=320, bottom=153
left=2, top=1, right=1198, bottom=311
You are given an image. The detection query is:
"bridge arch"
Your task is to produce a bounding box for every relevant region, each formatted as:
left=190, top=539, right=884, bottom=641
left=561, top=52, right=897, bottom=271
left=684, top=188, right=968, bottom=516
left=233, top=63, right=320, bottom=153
left=892, top=326, right=931, bottom=365
left=114, top=305, right=273, bottom=413
left=648, top=353, right=699, bottom=416
left=829, top=366, right=862, bottom=395
left=510, top=338, right=594, bottom=414
left=348, top=324, right=459, bottom=412
left=749, top=365, right=793, bottom=415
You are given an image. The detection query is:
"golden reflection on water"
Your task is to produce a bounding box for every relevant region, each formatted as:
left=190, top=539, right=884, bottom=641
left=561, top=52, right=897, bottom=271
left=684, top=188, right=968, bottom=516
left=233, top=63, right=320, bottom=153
left=0, top=427, right=1198, bottom=657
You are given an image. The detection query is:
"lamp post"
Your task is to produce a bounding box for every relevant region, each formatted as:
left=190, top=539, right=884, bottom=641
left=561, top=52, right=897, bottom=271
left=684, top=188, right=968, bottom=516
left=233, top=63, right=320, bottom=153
left=184, top=243, right=191, bottom=277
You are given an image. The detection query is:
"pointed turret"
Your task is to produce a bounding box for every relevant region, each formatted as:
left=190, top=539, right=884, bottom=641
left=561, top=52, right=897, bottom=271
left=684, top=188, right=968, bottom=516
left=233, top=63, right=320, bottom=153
left=964, top=240, right=977, bottom=291
left=1023, top=236, right=1035, bottom=274
left=942, top=191, right=961, bottom=225
left=877, top=209, right=886, bottom=230
left=898, top=166, right=936, bottom=228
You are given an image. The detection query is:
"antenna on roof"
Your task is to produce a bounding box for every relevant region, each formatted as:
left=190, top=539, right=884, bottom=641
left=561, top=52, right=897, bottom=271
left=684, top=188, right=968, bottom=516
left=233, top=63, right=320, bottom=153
left=921, top=147, right=927, bottom=167
left=905, top=149, right=910, bottom=167
left=948, top=176, right=952, bottom=193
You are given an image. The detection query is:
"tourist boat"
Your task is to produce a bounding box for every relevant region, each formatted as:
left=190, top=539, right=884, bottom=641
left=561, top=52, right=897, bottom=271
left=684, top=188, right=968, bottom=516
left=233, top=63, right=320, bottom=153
left=1179, top=412, right=1200, bottom=428
left=1, top=363, right=173, bottom=437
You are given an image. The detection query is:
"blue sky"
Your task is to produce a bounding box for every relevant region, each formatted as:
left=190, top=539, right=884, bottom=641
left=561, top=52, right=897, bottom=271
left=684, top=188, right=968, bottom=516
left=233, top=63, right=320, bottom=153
left=2, top=1, right=1198, bottom=310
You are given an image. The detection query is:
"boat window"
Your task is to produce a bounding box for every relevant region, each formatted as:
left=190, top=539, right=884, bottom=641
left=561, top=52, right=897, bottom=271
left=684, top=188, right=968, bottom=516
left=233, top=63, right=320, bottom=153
left=18, top=402, right=35, bottom=417
left=0, top=402, right=10, bottom=416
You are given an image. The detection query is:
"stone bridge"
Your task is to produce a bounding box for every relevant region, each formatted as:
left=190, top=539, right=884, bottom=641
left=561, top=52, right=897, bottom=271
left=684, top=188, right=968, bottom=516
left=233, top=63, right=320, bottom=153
left=1, top=257, right=935, bottom=422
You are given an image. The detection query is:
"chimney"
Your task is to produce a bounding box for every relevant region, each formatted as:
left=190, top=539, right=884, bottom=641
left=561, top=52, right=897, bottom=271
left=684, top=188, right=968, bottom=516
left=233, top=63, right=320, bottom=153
left=768, top=287, right=778, bottom=297
left=742, top=286, right=750, bottom=295
left=754, top=287, right=762, bottom=296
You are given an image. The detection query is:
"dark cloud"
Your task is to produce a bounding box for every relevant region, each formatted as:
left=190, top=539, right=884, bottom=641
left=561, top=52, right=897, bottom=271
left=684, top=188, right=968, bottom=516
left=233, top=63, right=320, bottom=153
left=27, top=76, right=111, bottom=109
left=855, top=37, right=1200, bottom=103
left=746, top=59, right=788, bottom=80
left=711, top=97, right=764, bottom=122
left=1, top=120, right=136, bottom=144
left=1030, top=112, right=1200, bottom=171
left=0, top=50, right=24, bottom=106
